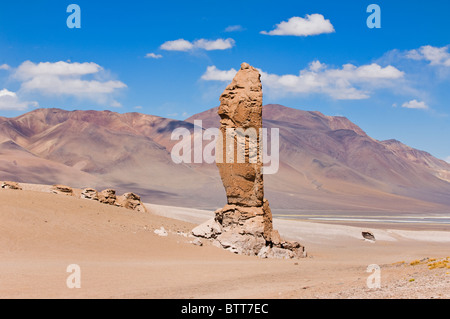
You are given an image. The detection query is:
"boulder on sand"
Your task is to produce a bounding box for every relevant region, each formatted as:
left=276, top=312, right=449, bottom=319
left=98, top=189, right=116, bottom=205
left=115, top=192, right=148, bottom=213
left=51, top=185, right=74, bottom=196
left=81, top=188, right=99, bottom=201
left=1, top=181, right=22, bottom=190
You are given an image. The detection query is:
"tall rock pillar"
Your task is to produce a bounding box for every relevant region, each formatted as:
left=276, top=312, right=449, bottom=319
left=192, top=63, right=306, bottom=259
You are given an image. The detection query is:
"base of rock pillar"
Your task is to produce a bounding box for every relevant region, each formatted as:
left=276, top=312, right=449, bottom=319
left=191, top=203, right=307, bottom=259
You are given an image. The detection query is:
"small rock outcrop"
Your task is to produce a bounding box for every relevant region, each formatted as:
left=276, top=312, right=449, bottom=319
left=83, top=188, right=147, bottom=213
left=1, top=181, right=22, bottom=190
left=98, top=189, right=116, bottom=205
left=116, top=192, right=148, bottom=213
left=81, top=188, right=99, bottom=201
left=51, top=185, right=74, bottom=196
left=192, top=63, right=306, bottom=259
left=0, top=181, right=148, bottom=214
left=362, top=231, right=376, bottom=242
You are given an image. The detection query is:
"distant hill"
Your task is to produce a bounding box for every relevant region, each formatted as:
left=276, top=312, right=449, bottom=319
left=1, top=105, right=449, bottom=213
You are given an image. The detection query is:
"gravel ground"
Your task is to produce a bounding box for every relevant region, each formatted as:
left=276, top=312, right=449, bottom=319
left=316, top=257, right=450, bottom=299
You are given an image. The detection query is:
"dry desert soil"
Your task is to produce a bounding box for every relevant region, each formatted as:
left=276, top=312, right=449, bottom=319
left=0, top=187, right=449, bottom=299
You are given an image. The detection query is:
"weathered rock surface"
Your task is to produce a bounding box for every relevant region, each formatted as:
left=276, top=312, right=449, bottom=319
left=1, top=181, right=22, bottom=190
left=51, top=185, right=74, bottom=196
left=98, top=189, right=116, bottom=205
left=217, top=62, right=264, bottom=208
left=115, top=192, right=148, bottom=213
left=192, top=218, right=222, bottom=239
left=362, top=231, right=376, bottom=242
left=192, top=63, right=306, bottom=259
left=81, top=188, right=99, bottom=201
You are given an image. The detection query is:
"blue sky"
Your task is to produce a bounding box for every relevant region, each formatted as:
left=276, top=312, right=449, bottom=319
left=0, top=0, right=449, bottom=161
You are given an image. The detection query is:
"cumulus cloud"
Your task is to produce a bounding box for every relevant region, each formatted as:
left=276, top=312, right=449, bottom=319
left=201, top=66, right=238, bottom=81
left=401, top=100, right=429, bottom=110
left=0, top=89, right=38, bottom=110
left=14, top=61, right=126, bottom=105
left=202, top=61, right=404, bottom=100
left=261, top=14, right=335, bottom=36
left=406, top=45, right=450, bottom=66
left=194, top=38, right=235, bottom=51
left=160, top=38, right=235, bottom=51
left=145, top=53, right=163, bottom=59
left=0, top=64, right=10, bottom=70
left=160, top=39, right=194, bottom=51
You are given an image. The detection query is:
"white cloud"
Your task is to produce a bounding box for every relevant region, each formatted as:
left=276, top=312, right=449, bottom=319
left=160, top=38, right=235, bottom=51
left=0, top=64, right=10, bottom=70
left=145, top=53, right=163, bottom=59
left=445, top=156, right=450, bottom=164
left=201, top=66, right=238, bottom=81
left=225, top=25, right=244, bottom=32
left=15, top=61, right=100, bottom=78
left=0, top=89, right=38, bottom=110
left=406, top=45, right=450, bottom=66
left=160, top=39, right=194, bottom=51
left=329, top=63, right=404, bottom=80
left=401, top=100, right=429, bottom=110
left=193, top=38, right=235, bottom=51
left=202, top=61, right=404, bottom=100
left=261, top=14, right=335, bottom=36
left=14, top=61, right=126, bottom=105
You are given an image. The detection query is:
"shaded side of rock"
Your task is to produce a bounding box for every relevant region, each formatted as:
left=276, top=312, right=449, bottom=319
left=1, top=181, right=22, bottom=190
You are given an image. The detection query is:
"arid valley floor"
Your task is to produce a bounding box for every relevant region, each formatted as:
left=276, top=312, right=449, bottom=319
left=1, top=186, right=449, bottom=299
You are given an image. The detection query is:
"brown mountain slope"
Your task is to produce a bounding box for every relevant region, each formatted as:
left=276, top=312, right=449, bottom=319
left=187, top=104, right=450, bottom=212
left=0, top=108, right=224, bottom=207
left=0, top=106, right=449, bottom=213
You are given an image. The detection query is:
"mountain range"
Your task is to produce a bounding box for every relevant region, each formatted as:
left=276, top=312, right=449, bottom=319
left=1, top=104, right=449, bottom=214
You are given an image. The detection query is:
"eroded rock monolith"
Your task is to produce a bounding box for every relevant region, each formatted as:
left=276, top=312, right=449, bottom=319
left=192, top=63, right=306, bottom=259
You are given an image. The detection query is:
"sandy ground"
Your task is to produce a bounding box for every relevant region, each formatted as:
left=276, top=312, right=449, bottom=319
left=0, top=187, right=449, bottom=299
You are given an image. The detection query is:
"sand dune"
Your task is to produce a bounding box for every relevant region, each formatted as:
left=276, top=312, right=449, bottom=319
left=1, top=189, right=449, bottom=299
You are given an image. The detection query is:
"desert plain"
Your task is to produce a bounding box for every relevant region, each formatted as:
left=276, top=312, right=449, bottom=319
left=0, top=184, right=449, bottom=299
